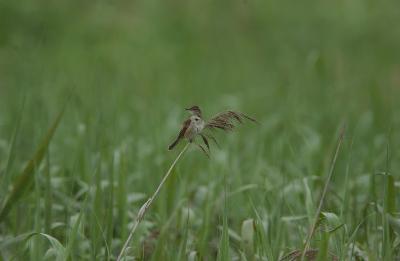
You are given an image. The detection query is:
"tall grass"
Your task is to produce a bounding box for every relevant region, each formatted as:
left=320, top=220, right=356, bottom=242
left=117, top=143, right=190, bottom=260
left=300, top=126, right=345, bottom=260
left=0, top=0, right=400, bottom=260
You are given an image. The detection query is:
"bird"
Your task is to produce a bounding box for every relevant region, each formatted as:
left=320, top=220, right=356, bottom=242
left=168, top=105, right=257, bottom=156
left=168, top=106, right=205, bottom=151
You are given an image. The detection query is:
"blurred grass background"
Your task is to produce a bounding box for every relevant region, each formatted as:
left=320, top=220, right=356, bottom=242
left=0, top=0, right=400, bottom=260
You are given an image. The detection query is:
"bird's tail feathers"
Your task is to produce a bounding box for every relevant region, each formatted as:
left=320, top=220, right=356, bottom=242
left=168, top=137, right=181, bottom=150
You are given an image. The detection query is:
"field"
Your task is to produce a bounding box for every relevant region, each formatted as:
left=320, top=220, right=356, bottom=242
left=1, top=0, right=400, bottom=260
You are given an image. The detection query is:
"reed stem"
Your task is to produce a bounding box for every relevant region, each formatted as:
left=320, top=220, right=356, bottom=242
left=116, top=143, right=190, bottom=261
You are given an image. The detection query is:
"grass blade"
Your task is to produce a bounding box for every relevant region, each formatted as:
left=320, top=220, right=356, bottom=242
left=217, top=214, right=230, bottom=261
left=217, top=176, right=230, bottom=261
left=1, top=97, right=25, bottom=193
left=241, top=219, right=255, bottom=259
left=301, top=125, right=346, bottom=260
left=65, top=212, right=84, bottom=261
left=25, top=232, right=66, bottom=261
left=116, top=143, right=190, bottom=261
left=0, top=108, right=65, bottom=222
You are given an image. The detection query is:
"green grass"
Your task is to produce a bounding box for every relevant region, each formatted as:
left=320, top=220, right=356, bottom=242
left=1, top=0, right=400, bottom=260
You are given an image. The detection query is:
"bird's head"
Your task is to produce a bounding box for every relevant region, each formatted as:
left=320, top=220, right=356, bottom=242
left=185, top=105, right=202, bottom=116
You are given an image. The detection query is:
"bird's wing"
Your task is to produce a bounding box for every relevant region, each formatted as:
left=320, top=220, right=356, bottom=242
left=177, top=118, right=191, bottom=138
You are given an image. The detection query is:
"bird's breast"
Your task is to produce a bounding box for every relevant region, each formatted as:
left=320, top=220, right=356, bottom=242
left=184, top=121, right=204, bottom=140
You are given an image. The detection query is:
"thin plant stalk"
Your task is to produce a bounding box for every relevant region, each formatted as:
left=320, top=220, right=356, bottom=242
left=300, top=127, right=345, bottom=261
left=116, top=143, right=190, bottom=261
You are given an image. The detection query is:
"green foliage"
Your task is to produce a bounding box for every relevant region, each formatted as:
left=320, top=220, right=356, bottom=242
left=24, top=233, right=66, bottom=261
left=0, top=109, right=64, bottom=222
left=0, top=0, right=399, bottom=259
left=217, top=184, right=230, bottom=261
left=241, top=219, right=255, bottom=259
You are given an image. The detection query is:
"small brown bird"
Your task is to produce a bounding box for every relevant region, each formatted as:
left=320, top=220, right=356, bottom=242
left=168, top=106, right=205, bottom=150
left=168, top=105, right=257, bottom=155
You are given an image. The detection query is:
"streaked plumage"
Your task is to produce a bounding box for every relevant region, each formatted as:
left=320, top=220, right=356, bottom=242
left=169, top=105, right=257, bottom=155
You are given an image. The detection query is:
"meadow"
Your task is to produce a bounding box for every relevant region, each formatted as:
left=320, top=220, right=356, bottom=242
left=0, top=0, right=400, bottom=260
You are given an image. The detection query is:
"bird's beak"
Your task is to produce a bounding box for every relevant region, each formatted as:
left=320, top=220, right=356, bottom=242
left=185, top=108, right=190, bottom=111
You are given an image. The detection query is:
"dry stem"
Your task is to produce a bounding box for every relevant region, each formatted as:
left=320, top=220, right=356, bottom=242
left=300, top=126, right=346, bottom=261
left=116, top=143, right=190, bottom=261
